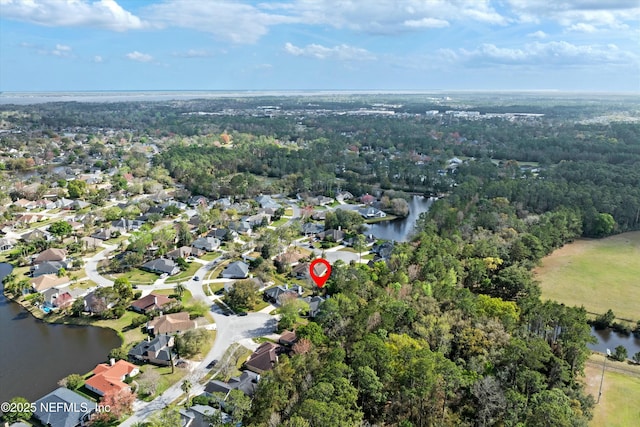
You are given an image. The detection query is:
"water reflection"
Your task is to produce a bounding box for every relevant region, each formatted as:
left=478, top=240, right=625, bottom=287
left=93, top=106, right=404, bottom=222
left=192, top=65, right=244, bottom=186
left=365, top=196, right=434, bottom=242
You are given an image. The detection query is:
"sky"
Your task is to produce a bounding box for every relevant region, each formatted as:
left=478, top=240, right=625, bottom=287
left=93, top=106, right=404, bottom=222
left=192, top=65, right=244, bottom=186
left=0, top=0, right=639, bottom=92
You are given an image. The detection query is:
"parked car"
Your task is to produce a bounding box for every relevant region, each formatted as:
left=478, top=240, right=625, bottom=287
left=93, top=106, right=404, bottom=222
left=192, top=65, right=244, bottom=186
left=206, top=359, right=218, bottom=369
left=237, top=311, right=248, bottom=317
left=193, top=276, right=200, bottom=281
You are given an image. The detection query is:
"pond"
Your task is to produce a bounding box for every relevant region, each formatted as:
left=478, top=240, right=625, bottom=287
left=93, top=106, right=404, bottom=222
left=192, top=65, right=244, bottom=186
left=0, top=263, right=121, bottom=404
left=588, top=326, right=640, bottom=358
left=365, top=195, right=435, bottom=242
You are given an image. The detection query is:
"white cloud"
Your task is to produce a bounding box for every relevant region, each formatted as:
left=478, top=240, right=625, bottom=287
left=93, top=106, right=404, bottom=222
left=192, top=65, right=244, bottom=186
left=52, top=44, right=72, bottom=57
left=506, top=0, right=639, bottom=30
left=527, top=30, right=548, bottom=38
left=126, top=51, right=153, bottom=62
left=284, top=42, right=376, bottom=61
left=0, top=0, right=147, bottom=31
left=93, top=55, right=104, bottom=63
left=403, top=18, right=449, bottom=29
left=286, top=0, right=506, bottom=33
left=568, top=23, right=597, bottom=33
left=144, top=1, right=296, bottom=44
left=451, top=41, right=638, bottom=67
left=172, top=49, right=213, bottom=58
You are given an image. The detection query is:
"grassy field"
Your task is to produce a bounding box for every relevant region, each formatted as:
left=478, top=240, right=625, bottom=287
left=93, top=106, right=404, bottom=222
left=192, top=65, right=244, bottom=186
left=534, top=231, right=640, bottom=322
left=584, top=354, right=640, bottom=427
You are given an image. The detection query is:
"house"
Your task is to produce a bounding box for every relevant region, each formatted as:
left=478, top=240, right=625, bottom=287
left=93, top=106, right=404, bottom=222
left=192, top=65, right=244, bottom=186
left=33, top=387, right=97, bottom=427
left=207, top=228, right=237, bottom=241
left=336, top=191, right=354, bottom=202
left=221, top=261, right=249, bottom=279
left=83, top=291, right=113, bottom=314
left=204, top=370, right=260, bottom=399
left=111, top=218, right=145, bottom=233
left=214, top=197, right=232, bottom=208
left=242, top=213, right=271, bottom=227
left=358, top=206, right=387, bottom=218
left=244, top=342, right=285, bottom=374
left=166, top=246, right=193, bottom=260
left=303, top=295, right=326, bottom=318
left=34, top=248, right=67, bottom=264
left=180, top=404, right=230, bottom=427
left=31, top=261, right=68, bottom=278
left=92, top=227, right=117, bottom=241
left=0, top=237, right=15, bottom=251
left=141, top=258, right=180, bottom=276
left=301, top=222, right=324, bottom=236
left=274, top=250, right=306, bottom=267
left=31, top=274, right=69, bottom=292
left=319, top=228, right=345, bottom=242
left=291, top=262, right=310, bottom=280
left=147, top=312, right=197, bottom=335
left=192, top=236, right=221, bottom=252
left=187, top=195, right=208, bottom=207
left=53, top=291, right=75, bottom=309
left=21, top=228, right=53, bottom=242
left=85, top=359, right=139, bottom=397
left=128, top=335, right=175, bottom=366
left=55, top=198, right=75, bottom=210
left=372, top=241, right=394, bottom=259
left=13, top=198, right=37, bottom=210
left=279, top=330, right=298, bottom=346
left=360, top=193, right=376, bottom=205
left=263, top=284, right=303, bottom=304
left=81, top=236, right=103, bottom=249
left=130, top=292, right=176, bottom=314
left=229, top=220, right=252, bottom=235
left=256, top=195, right=281, bottom=209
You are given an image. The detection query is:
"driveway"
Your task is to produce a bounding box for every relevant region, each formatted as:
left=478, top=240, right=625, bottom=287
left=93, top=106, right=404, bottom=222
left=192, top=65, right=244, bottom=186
left=119, top=310, right=276, bottom=426
left=84, top=244, right=117, bottom=287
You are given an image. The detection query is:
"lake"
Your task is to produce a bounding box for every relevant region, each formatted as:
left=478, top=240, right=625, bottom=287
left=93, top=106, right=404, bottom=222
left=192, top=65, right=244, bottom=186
left=365, top=195, right=435, bottom=242
left=0, top=263, right=121, bottom=404
left=588, top=326, right=640, bottom=358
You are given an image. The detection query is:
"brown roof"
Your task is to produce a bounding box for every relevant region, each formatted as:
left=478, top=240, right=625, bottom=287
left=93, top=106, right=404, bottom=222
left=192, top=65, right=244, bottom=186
left=130, top=293, right=176, bottom=312
left=279, top=330, right=298, bottom=345
left=147, top=312, right=197, bottom=335
left=31, top=274, right=69, bottom=292
left=274, top=250, right=306, bottom=265
left=34, top=248, right=67, bottom=264
left=244, top=342, right=283, bottom=374
left=85, top=360, right=137, bottom=396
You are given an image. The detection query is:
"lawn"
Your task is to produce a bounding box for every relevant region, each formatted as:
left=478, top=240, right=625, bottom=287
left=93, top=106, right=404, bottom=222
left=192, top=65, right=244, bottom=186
left=364, top=214, right=398, bottom=224
left=584, top=354, right=640, bottom=427
left=271, top=217, right=289, bottom=228
left=153, top=288, right=193, bottom=303
left=165, top=262, right=200, bottom=283
left=200, top=251, right=222, bottom=261
left=111, top=268, right=157, bottom=285
left=534, top=231, right=640, bottom=323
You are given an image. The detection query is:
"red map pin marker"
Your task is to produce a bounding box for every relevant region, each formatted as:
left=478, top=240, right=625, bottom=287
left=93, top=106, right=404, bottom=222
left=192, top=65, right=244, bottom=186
left=309, top=258, right=331, bottom=288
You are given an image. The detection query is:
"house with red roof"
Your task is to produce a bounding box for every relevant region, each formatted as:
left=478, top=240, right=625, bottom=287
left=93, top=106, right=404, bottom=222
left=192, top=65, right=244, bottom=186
left=85, top=359, right=139, bottom=397
left=130, top=292, right=176, bottom=314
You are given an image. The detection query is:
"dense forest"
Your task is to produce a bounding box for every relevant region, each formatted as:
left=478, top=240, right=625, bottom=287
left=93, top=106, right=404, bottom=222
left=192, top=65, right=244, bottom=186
left=1, top=94, right=639, bottom=426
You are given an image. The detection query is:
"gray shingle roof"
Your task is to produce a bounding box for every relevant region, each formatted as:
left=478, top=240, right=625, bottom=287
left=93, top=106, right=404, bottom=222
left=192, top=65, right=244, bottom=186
left=33, top=387, right=96, bottom=427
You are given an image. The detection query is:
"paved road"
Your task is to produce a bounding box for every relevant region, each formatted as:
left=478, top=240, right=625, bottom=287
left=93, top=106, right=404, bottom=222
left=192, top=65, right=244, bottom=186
left=84, top=244, right=117, bottom=287
left=119, top=310, right=276, bottom=426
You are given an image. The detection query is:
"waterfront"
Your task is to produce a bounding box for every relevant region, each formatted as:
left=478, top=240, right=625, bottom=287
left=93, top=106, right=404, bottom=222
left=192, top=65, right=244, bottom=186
left=589, top=326, right=640, bottom=358
left=0, top=263, right=121, bottom=404
left=365, top=195, right=435, bottom=242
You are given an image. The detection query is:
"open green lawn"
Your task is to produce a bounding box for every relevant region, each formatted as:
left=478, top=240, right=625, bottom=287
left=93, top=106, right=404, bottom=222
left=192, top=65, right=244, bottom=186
left=200, top=251, right=222, bottom=261
left=364, top=214, right=398, bottom=224
left=153, top=288, right=193, bottom=303
left=585, top=354, right=640, bottom=427
left=271, top=217, right=289, bottom=227
left=111, top=268, right=157, bottom=285
left=165, top=262, right=200, bottom=283
left=534, top=231, right=640, bottom=322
